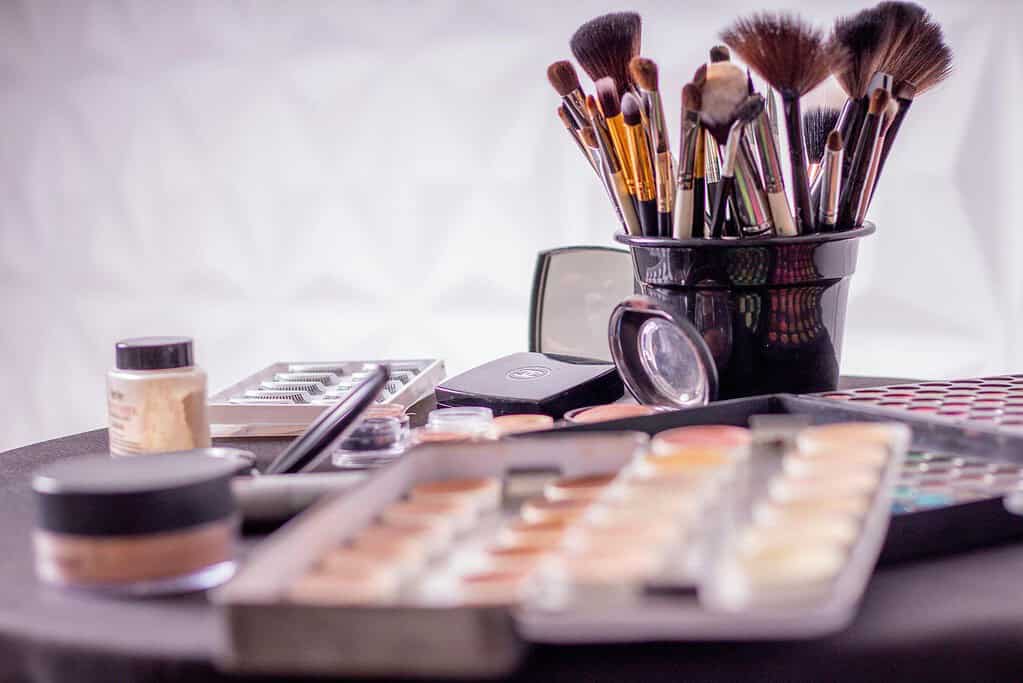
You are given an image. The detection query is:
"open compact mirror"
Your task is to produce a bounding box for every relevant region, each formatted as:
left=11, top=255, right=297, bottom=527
left=608, top=295, right=718, bottom=408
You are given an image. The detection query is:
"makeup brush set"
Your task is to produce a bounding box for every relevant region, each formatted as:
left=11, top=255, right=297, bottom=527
left=548, top=3, right=952, bottom=239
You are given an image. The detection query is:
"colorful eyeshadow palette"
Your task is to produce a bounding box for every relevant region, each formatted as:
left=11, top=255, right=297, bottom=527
left=818, top=374, right=1023, bottom=432
left=215, top=427, right=906, bottom=677
left=207, top=359, right=445, bottom=437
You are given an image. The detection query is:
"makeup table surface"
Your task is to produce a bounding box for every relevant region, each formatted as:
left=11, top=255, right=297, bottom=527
left=3, top=378, right=1023, bottom=683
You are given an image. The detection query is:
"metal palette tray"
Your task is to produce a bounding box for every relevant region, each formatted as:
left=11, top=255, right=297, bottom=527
left=215, top=420, right=906, bottom=678
left=208, top=359, right=445, bottom=437
left=552, top=394, right=1023, bottom=565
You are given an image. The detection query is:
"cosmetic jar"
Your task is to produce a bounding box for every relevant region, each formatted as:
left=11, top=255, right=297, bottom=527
left=332, top=417, right=406, bottom=469
left=32, top=453, right=239, bottom=595
left=107, top=337, right=211, bottom=456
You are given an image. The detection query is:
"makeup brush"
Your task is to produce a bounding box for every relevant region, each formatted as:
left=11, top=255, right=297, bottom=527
left=872, top=18, right=952, bottom=191
left=621, top=92, right=659, bottom=236
left=723, top=13, right=840, bottom=234
left=556, top=105, right=597, bottom=173
left=547, top=60, right=589, bottom=128
left=570, top=12, right=641, bottom=98
left=702, top=132, right=720, bottom=236
left=709, top=95, right=764, bottom=238
left=580, top=123, right=638, bottom=236
left=751, top=101, right=797, bottom=236
left=697, top=60, right=747, bottom=145
left=673, top=83, right=702, bottom=239
left=630, top=57, right=674, bottom=236
left=818, top=130, right=844, bottom=229
left=838, top=88, right=889, bottom=227
left=586, top=95, right=642, bottom=236
left=596, top=77, right=638, bottom=202
left=803, top=106, right=841, bottom=181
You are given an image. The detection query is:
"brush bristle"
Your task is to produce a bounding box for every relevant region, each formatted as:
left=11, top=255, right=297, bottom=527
left=570, top=12, right=642, bottom=97
left=596, top=77, right=622, bottom=118
left=802, top=106, right=841, bottom=164
left=580, top=125, right=599, bottom=148
left=692, top=63, right=708, bottom=87
left=682, top=83, right=702, bottom=113
left=699, top=61, right=748, bottom=140
left=709, top=45, right=731, bottom=63
left=826, top=129, right=843, bottom=152
left=547, top=60, right=583, bottom=96
left=629, top=56, right=658, bottom=91
left=884, top=21, right=952, bottom=94
left=831, top=9, right=890, bottom=98
left=875, top=1, right=928, bottom=70
left=721, top=12, right=839, bottom=96
left=734, top=94, right=765, bottom=125
left=868, top=88, right=891, bottom=115
left=621, top=92, right=643, bottom=126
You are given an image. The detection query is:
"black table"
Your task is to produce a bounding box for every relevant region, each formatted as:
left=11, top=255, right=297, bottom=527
left=4, top=380, right=1023, bottom=683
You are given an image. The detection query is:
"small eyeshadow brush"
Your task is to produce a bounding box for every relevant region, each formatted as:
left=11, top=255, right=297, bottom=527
left=547, top=60, right=589, bottom=127
left=673, top=83, right=702, bottom=239
left=818, top=130, right=844, bottom=229
left=838, top=88, right=889, bottom=226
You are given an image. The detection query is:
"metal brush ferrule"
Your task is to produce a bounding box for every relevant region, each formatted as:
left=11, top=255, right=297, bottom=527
left=750, top=111, right=785, bottom=193
left=733, top=144, right=774, bottom=235
left=607, top=116, right=636, bottom=194
left=625, top=122, right=656, bottom=202
left=721, top=120, right=744, bottom=177
left=564, top=91, right=588, bottom=128
left=704, top=132, right=722, bottom=183
left=676, top=116, right=700, bottom=190
left=818, top=145, right=843, bottom=227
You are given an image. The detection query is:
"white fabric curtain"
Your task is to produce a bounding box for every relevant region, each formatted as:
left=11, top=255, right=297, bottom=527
left=1, top=0, right=1017, bottom=451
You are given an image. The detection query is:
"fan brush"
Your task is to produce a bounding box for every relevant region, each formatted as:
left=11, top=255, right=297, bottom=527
left=722, top=12, right=841, bottom=234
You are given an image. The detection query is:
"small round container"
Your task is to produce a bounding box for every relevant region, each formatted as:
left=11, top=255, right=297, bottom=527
left=107, top=337, right=211, bottom=456
left=32, top=453, right=238, bottom=595
left=332, top=417, right=406, bottom=469
left=426, top=407, right=495, bottom=436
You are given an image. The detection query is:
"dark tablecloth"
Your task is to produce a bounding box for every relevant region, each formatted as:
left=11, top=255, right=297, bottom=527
left=4, top=385, right=1023, bottom=682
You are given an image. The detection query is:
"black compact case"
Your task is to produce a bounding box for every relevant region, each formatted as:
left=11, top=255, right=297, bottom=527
left=434, top=352, right=623, bottom=417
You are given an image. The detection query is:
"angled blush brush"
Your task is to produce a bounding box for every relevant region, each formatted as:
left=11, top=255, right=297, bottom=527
left=587, top=95, right=642, bottom=236
left=570, top=12, right=641, bottom=98
left=621, top=92, right=659, bottom=236
left=722, top=13, right=839, bottom=234
left=673, top=83, right=702, bottom=239
left=547, top=60, right=589, bottom=127
left=838, top=88, right=889, bottom=227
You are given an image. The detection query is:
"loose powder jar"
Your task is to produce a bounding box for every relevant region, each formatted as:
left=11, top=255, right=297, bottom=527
left=107, top=336, right=211, bottom=456
left=32, top=453, right=239, bottom=595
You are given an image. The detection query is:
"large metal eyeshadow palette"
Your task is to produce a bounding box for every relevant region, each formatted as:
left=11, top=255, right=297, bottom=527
left=207, top=359, right=445, bottom=437
left=216, top=425, right=907, bottom=678
left=818, top=374, right=1023, bottom=431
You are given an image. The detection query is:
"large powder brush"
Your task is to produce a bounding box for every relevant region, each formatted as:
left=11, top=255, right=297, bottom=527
left=571, top=12, right=642, bottom=98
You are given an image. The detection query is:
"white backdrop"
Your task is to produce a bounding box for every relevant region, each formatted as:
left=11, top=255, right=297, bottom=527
left=1, top=0, right=1020, bottom=452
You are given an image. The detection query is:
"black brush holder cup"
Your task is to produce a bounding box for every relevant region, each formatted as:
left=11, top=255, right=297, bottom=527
left=615, top=225, right=873, bottom=400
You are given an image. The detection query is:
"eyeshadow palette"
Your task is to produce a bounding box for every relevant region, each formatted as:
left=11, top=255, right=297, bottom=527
left=207, top=359, right=445, bottom=437
left=215, top=425, right=906, bottom=677
left=818, top=374, right=1023, bottom=432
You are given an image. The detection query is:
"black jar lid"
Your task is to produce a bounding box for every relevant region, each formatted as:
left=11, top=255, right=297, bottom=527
left=115, top=337, right=194, bottom=370
left=33, top=453, right=237, bottom=537
left=608, top=295, right=718, bottom=408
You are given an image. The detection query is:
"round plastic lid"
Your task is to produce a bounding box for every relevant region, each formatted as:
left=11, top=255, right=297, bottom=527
left=607, top=295, right=718, bottom=408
